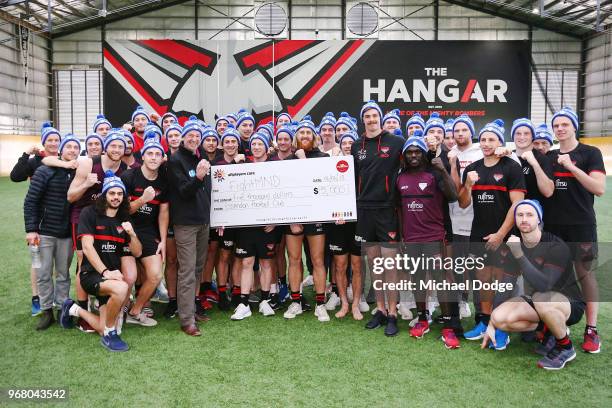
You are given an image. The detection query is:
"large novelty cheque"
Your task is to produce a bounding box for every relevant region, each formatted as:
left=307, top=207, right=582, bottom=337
left=210, top=156, right=357, bottom=227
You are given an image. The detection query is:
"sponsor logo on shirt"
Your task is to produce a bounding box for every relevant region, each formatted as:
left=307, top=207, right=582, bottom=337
left=102, top=242, right=117, bottom=252
left=223, top=240, right=234, bottom=247
left=406, top=200, right=424, bottom=210
left=357, top=149, right=367, bottom=161
left=523, top=167, right=530, bottom=175
left=116, top=226, right=124, bottom=233
left=555, top=179, right=568, bottom=189
left=493, top=173, right=503, bottom=182
left=235, top=248, right=247, bottom=255
left=388, top=231, right=397, bottom=240
left=380, top=146, right=390, bottom=154
left=189, top=169, right=196, bottom=177
left=418, top=182, right=428, bottom=191
left=477, top=192, right=495, bottom=203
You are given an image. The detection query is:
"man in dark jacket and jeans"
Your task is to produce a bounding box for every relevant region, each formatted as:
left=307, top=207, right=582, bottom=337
left=23, top=135, right=81, bottom=330
left=167, top=117, right=212, bottom=336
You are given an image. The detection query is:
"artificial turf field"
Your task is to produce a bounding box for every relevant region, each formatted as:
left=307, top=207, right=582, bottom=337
left=1, top=177, right=611, bottom=407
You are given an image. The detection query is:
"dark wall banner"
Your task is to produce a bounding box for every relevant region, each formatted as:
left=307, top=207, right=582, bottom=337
left=103, top=39, right=529, bottom=132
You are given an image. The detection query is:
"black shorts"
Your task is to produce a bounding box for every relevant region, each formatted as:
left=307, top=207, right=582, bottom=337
left=234, top=228, right=276, bottom=259
left=284, top=223, right=325, bottom=236
left=209, top=227, right=220, bottom=243
left=327, top=222, right=360, bottom=256
left=79, top=269, right=110, bottom=306
left=355, top=207, right=399, bottom=245
left=217, top=228, right=237, bottom=250
left=521, top=295, right=585, bottom=327
left=545, top=224, right=598, bottom=262
left=136, top=229, right=160, bottom=258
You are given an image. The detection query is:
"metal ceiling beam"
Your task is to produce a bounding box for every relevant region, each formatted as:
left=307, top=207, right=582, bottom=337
left=55, top=0, right=89, bottom=18
left=14, top=3, right=46, bottom=27
left=51, top=0, right=192, bottom=38
left=0, top=0, right=28, bottom=8
left=0, top=8, right=48, bottom=36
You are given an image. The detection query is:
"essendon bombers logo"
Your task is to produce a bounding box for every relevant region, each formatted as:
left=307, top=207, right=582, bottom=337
left=493, top=173, right=503, bottom=182
left=104, top=39, right=374, bottom=124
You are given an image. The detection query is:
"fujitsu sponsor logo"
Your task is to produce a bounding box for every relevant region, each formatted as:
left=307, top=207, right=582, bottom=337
left=407, top=200, right=424, bottom=210
left=478, top=192, right=495, bottom=202
left=556, top=179, right=568, bottom=188
left=363, top=67, right=508, bottom=104
left=102, top=242, right=117, bottom=252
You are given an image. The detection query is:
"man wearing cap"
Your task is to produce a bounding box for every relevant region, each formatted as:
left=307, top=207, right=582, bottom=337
left=121, top=128, right=141, bottom=169
left=335, top=112, right=357, bottom=138
left=319, top=113, right=340, bottom=155
left=485, top=199, right=584, bottom=370
left=59, top=172, right=142, bottom=352
left=161, top=112, right=178, bottom=134
left=167, top=116, right=212, bottom=336
left=236, top=109, right=255, bottom=161
left=276, top=112, right=292, bottom=128
left=120, top=139, right=169, bottom=327
left=84, top=134, right=103, bottom=158
left=443, top=119, right=456, bottom=150
left=405, top=112, right=425, bottom=137
left=382, top=109, right=402, bottom=134
left=131, top=106, right=169, bottom=153
left=458, top=119, right=526, bottom=349
left=546, top=107, right=606, bottom=353
left=93, top=114, right=112, bottom=138
left=23, top=135, right=80, bottom=330
left=532, top=123, right=554, bottom=156
left=215, top=116, right=229, bottom=136
left=351, top=100, right=404, bottom=336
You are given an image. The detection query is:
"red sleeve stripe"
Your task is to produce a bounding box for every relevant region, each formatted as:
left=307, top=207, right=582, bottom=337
left=590, top=170, right=607, bottom=175
left=93, top=234, right=126, bottom=243
left=76, top=234, right=94, bottom=239
left=510, top=189, right=527, bottom=193
left=554, top=171, right=575, bottom=178
left=472, top=185, right=507, bottom=192
left=130, top=195, right=160, bottom=205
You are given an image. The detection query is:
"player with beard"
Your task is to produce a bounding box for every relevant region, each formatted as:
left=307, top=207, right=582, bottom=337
left=213, top=125, right=245, bottom=311
left=59, top=172, right=142, bottom=352
left=458, top=119, right=526, bottom=349
left=121, top=139, right=169, bottom=327
left=11, top=122, right=64, bottom=316
left=236, top=109, right=255, bottom=161
left=351, top=101, right=404, bottom=336
left=510, top=118, right=554, bottom=202
left=532, top=123, right=554, bottom=156
left=546, top=107, right=605, bottom=353
left=65, top=131, right=130, bottom=333
left=405, top=112, right=425, bottom=137
left=283, top=117, right=331, bottom=322
left=382, top=109, right=402, bottom=134
left=486, top=200, right=585, bottom=369
left=231, top=133, right=279, bottom=319
left=397, top=136, right=462, bottom=347
left=121, top=129, right=141, bottom=169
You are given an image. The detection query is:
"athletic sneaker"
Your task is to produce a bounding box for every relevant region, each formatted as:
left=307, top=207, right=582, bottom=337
left=464, top=321, right=487, bottom=340
left=77, top=317, right=96, bottom=333
left=259, top=300, right=275, bottom=316
left=200, top=297, right=213, bottom=311
left=163, top=299, right=177, bottom=318
left=204, top=289, right=219, bottom=304
left=537, top=346, right=576, bottom=370
left=278, top=282, right=289, bottom=303
left=365, top=310, right=388, bottom=330
left=126, top=312, right=157, bottom=327
left=325, top=292, right=341, bottom=311
left=535, top=333, right=557, bottom=356
left=268, top=294, right=281, bottom=311
left=301, top=274, right=314, bottom=287
left=100, top=330, right=129, bottom=352
left=143, top=306, right=155, bottom=318
left=231, top=304, right=252, bottom=320
left=398, top=302, right=414, bottom=321
left=59, top=299, right=75, bottom=329
left=151, top=287, right=169, bottom=303
left=441, top=328, right=460, bottom=349
left=36, top=309, right=55, bottom=331
left=488, top=329, right=510, bottom=351
left=384, top=315, right=399, bottom=337
left=410, top=320, right=430, bottom=339
left=283, top=302, right=303, bottom=319
left=358, top=295, right=370, bottom=313
left=31, top=297, right=41, bottom=317
left=217, top=293, right=231, bottom=311
left=409, top=314, right=432, bottom=328
left=459, top=301, right=471, bottom=319
left=315, top=305, right=330, bottom=322
left=582, top=327, right=601, bottom=353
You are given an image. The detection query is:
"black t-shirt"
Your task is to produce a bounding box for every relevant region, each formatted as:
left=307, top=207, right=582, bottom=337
left=546, top=143, right=605, bottom=226
left=121, top=167, right=169, bottom=235
left=463, top=156, right=526, bottom=240
left=239, top=139, right=253, bottom=162
left=77, top=206, right=131, bottom=274
left=520, top=231, right=583, bottom=302
left=518, top=149, right=553, bottom=202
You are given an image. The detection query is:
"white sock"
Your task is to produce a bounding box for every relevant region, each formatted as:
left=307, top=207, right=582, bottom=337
left=69, top=303, right=82, bottom=317
left=270, top=283, right=277, bottom=294
left=104, top=326, right=116, bottom=336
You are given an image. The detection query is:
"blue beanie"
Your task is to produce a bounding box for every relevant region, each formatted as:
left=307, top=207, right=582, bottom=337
left=533, top=123, right=553, bottom=145
left=336, top=112, right=357, bottom=131
left=402, top=136, right=428, bottom=154
left=41, top=121, right=61, bottom=145
left=201, top=127, right=220, bottom=144
left=120, top=128, right=134, bottom=145
left=144, top=123, right=162, bottom=143
left=382, top=109, right=401, bottom=126
left=85, top=133, right=103, bottom=151
left=59, top=134, right=81, bottom=155
left=405, top=113, right=425, bottom=133
left=393, top=128, right=404, bottom=138
left=226, top=112, right=237, bottom=122
left=164, top=124, right=182, bottom=142
left=479, top=119, right=505, bottom=144
left=360, top=100, right=383, bottom=123
left=236, top=109, right=255, bottom=129
left=249, top=132, right=270, bottom=151
left=551, top=106, right=579, bottom=132
left=296, top=116, right=318, bottom=135
left=453, top=114, right=476, bottom=138
left=276, top=112, right=292, bottom=125
left=318, top=112, right=337, bottom=132
left=102, top=170, right=126, bottom=195
left=215, top=116, right=229, bottom=128
left=92, top=114, right=111, bottom=134
left=275, top=125, right=294, bottom=141
left=103, top=131, right=127, bottom=152
left=141, top=138, right=165, bottom=157
left=257, top=122, right=274, bottom=141
left=181, top=115, right=203, bottom=139
left=511, top=118, right=536, bottom=141
left=339, top=130, right=358, bottom=145
left=515, top=199, right=543, bottom=224
left=221, top=124, right=241, bottom=145
left=444, top=118, right=455, bottom=133
left=424, top=112, right=445, bottom=135
left=413, top=129, right=424, bottom=138
left=161, top=112, right=177, bottom=124
left=131, top=105, right=150, bottom=122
